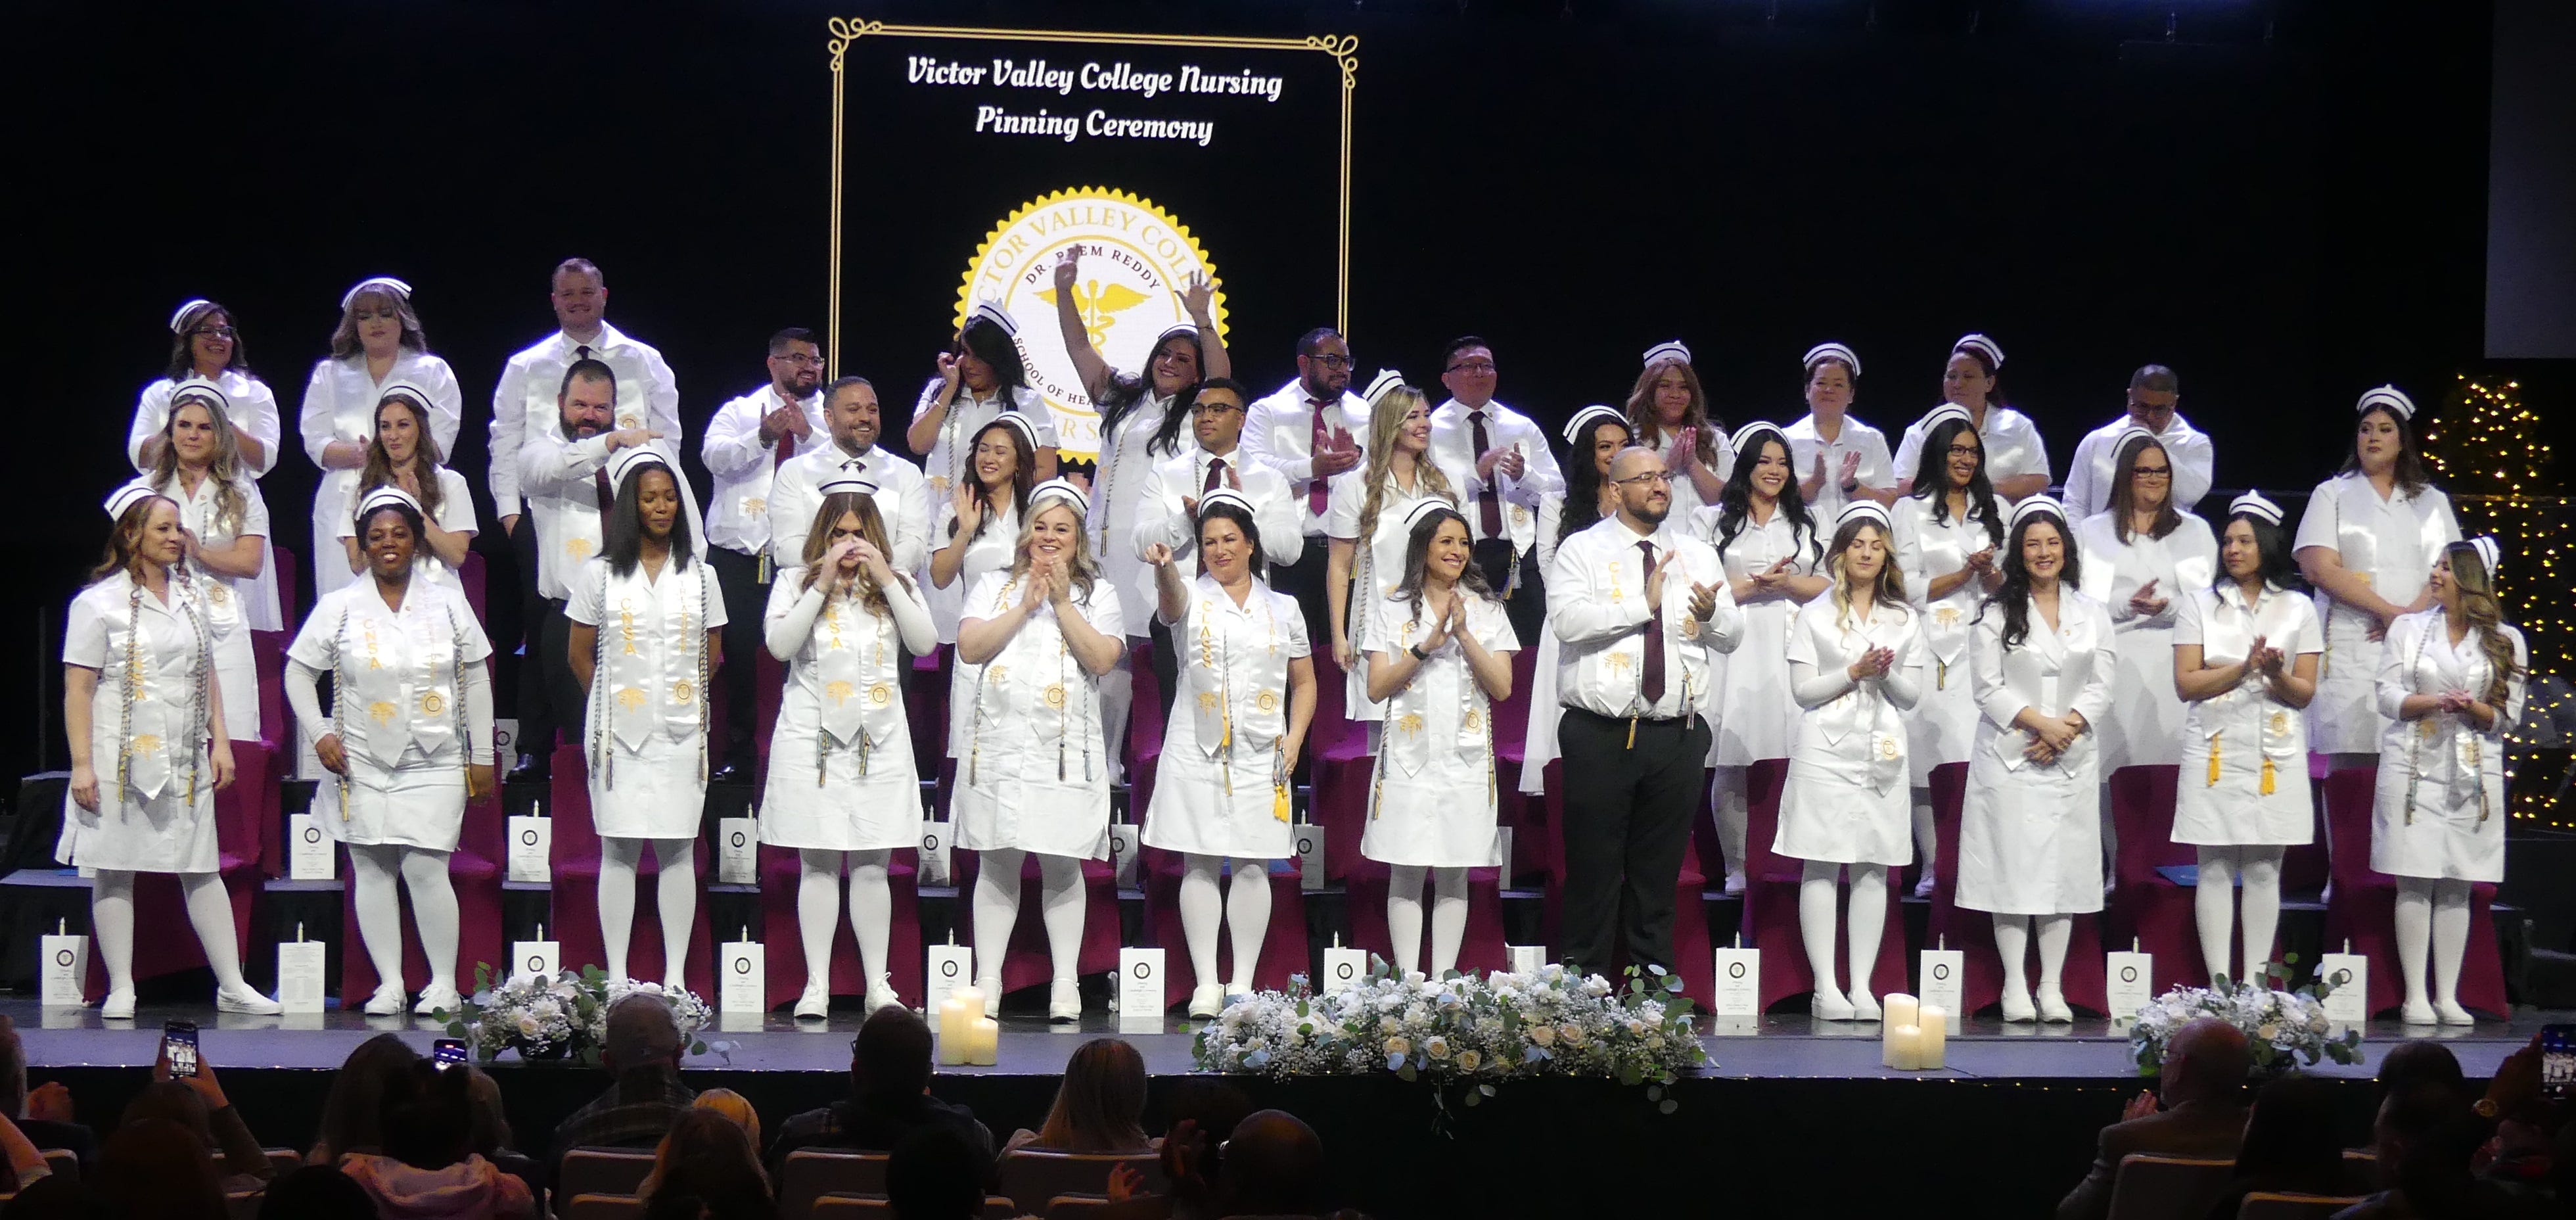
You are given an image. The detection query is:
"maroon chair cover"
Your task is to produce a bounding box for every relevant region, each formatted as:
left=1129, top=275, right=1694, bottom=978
left=458, top=551, right=487, bottom=626
left=1740, top=759, right=1911, bottom=1010
left=712, top=636, right=786, bottom=789
left=955, top=851, right=1123, bottom=999
left=1143, top=850, right=1310, bottom=1006
left=909, top=646, right=953, bottom=786
left=756, top=845, right=925, bottom=1008
left=1921, top=761, right=2111, bottom=1016
left=338, top=791, right=509, bottom=1001
left=86, top=742, right=271, bottom=1000
left=2104, top=764, right=2215, bottom=992
left=2316, top=764, right=2508, bottom=1017
left=545, top=744, right=715, bottom=993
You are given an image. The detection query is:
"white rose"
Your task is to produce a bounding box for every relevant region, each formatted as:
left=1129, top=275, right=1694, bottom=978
left=1385, top=1036, right=1412, bottom=1057
left=1529, top=1025, right=1556, bottom=1047
left=1456, top=1049, right=1482, bottom=1072
left=1424, top=1036, right=1451, bottom=1060
left=1380, top=1015, right=1402, bottom=1034
left=516, top=1014, right=542, bottom=1038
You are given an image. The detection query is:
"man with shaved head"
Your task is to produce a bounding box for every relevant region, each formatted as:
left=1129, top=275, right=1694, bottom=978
left=1546, top=446, right=1741, bottom=981
left=1218, top=1109, right=1329, bottom=1217
left=2057, top=1017, right=2253, bottom=1220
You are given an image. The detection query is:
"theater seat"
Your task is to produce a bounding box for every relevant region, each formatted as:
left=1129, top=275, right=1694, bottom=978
left=546, top=744, right=715, bottom=993
left=2318, top=766, right=2508, bottom=1017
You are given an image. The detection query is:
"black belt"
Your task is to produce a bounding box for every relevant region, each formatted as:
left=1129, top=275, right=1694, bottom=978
left=1562, top=705, right=1694, bottom=748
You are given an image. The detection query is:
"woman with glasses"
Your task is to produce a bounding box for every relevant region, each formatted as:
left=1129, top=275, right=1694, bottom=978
left=1891, top=408, right=2006, bottom=898
left=1051, top=250, right=1228, bottom=780
left=1327, top=372, right=1458, bottom=729
left=131, top=299, right=285, bottom=632
left=300, top=277, right=463, bottom=597
left=1623, top=341, right=1729, bottom=521
left=2071, top=429, right=2215, bottom=887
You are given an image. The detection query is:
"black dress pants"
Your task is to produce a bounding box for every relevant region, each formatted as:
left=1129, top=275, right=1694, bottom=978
left=1555, top=707, right=1710, bottom=980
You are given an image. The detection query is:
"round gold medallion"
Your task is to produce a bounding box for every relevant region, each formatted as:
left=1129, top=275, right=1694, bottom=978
left=1044, top=684, right=1068, bottom=709
left=1878, top=736, right=1900, bottom=760
left=420, top=692, right=445, bottom=716
left=868, top=682, right=894, bottom=707
left=672, top=680, right=695, bottom=703
left=1254, top=690, right=1280, bottom=713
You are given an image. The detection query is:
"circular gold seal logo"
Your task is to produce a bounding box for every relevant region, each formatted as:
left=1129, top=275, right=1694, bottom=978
left=671, top=680, right=695, bottom=704
left=867, top=682, right=894, bottom=707
left=1254, top=690, right=1280, bottom=713
left=1044, top=684, right=1069, bottom=709
left=956, top=187, right=1227, bottom=461
left=420, top=692, right=445, bottom=716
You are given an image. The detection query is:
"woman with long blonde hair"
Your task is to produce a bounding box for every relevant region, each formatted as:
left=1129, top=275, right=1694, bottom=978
left=1775, top=503, right=1925, bottom=1020
left=2371, top=537, right=2525, bottom=1025
left=299, top=277, right=462, bottom=596
left=955, top=479, right=1126, bottom=1021
left=1623, top=341, right=1728, bottom=519
left=61, top=483, right=273, bottom=1018
left=145, top=382, right=269, bottom=743
left=761, top=481, right=936, bottom=1019
left=1325, top=372, right=1456, bottom=726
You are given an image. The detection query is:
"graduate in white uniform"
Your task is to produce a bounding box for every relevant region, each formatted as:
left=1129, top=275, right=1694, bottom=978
left=1697, top=421, right=1829, bottom=894
left=1142, top=492, right=1318, bottom=1014
left=1326, top=372, right=1458, bottom=725
left=333, top=386, right=478, bottom=588
left=141, top=382, right=268, bottom=741
left=932, top=415, right=1034, bottom=757
left=1777, top=502, right=1926, bottom=1021
left=131, top=300, right=285, bottom=631
left=299, top=277, right=463, bottom=598
left=1132, top=379, right=1303, bottom=724
left=2073, top=427, right=2217, bottom=882
left=907, top=303, right=1063, bottom=506
left=1958, top=496, right=2115, bottom=1023
left=60, top=484, right=277, bottom=1018
left=1622, top=342, right=1732, bottom=521
left=2295, top=387, right=2462, bottom=845
left=761, top=477, right=937, bottom=1020
left=1052, top=250, right=1228, bottom=781
left=1892, top=335, right=2050, bottom=504
left=2060, top=365, right=2215, bottom=521
left=566, top=448, right=725, bottom=987
left=2171, top=492, right=2320, bottom=985
left=1363, top=502, right=1515, bottom=981
left=1891, top=406, right=2006, bottom=897
left=1518, top=406, right=1630, bottom=795
left=287, top=488, right=496, bottom=1016
left=1784, top=343, right=1897, bottom=522
left=955, top=479, right=1126, bottom=1021
left=2372, top=537, right=2525, bottom=1025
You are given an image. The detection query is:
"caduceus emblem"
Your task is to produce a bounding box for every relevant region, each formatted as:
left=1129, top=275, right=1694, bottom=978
left=615, top=688, right=649, bottom=712
left=1036, top=277, right=1150, bottom=349
left=825, top=680, right=855, bottom=706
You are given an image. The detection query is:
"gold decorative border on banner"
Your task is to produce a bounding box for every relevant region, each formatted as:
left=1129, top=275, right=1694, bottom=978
left=825, top=18, right=1359, bottom=377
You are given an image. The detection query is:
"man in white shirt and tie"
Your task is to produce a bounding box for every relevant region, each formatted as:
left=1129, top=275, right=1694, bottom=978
left=1427, top=337, right=1564, bottom=641
left=1241, top=328, right=1366, bottom=644
left=699, top=328, right=829, bottom=782
left=1547, top=446, right=1742, bottom=980
left=767, top=376, right=931, bottom=581
left=1130, top=377, right=1304, bottom=718
left=516, top=360, right=670, bottom=772
left=492, top=258, right=685, bottom=781
left=2059, top=365, right=2214, bottom=521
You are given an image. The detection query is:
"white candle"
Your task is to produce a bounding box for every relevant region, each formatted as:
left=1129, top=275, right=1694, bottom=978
left=1887, top=1023, right=1923, bottom=1071
left=938, top=988, right=981, bottom=1066
left=967, top=1016, right=1000, bottom=1066
left=1917, top=1004, right=1947, bottom=1069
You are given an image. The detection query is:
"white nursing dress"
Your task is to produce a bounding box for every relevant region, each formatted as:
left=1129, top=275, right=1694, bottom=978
left=1324, top=471, right=1454, bottom=722
left=953, top=569, right=1126, bottom=858
left=1956, top=590, right=2117, bottom=916
left=1362, top=592, right=1517, bottom=868
left=299, top=352, right=464, bottom=597
left=287, top=578, right=494, bottom=849
left=2073, top=511, right=2218, bottom=772
left=1143, top=575, right=1312, bottom=860
left=334, top=468, right=480, bottom=589
left=57, top=573, right=222, bottom=874
left=934, top=498, right=1021, bottom=757
left=566, top=555, right=727, bottom=839
left=1697, top=505, right=1820, bottom=766
left=2294, top=474, right=2460, bottom=755
left=758, top=569, right=936, bottom=851
left=2369, top=611, right=2526, bottom=883
left=1893, top=494, right=2002, bottom=782
left=1776, top=596, right=1927, bottom=866
left=2172, top=583, right=2322, bottom=846
left=154, top=472, right=269, bottom=741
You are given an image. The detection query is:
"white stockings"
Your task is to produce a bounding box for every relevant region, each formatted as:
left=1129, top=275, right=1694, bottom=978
left=1710, top=766, right=1750, bottom=885
left=1386, top=864, right=1467, bottom=979
left=1798, top=862, right=1888, bottom=1006
left=1099, top=644, right=1138, bottom=786
left=1180, top=855, right=1273, bottom=993
left=797, top=849, right=894, bottom=995
left=349, top=845, right=461, bottom=995
left=1992, top=913, right=2072, bottom=1004
left=972, top=848, right=1086, bottom=989
left=89, top=869, right=254, bottom=998
left=1910, top=787, right=1939, bottom=891
left=2192, top=845, right=2284, bottom=983
left=2394, top=876, right=2473, bottom=1021
left=599, top=836, right=696, bottom=985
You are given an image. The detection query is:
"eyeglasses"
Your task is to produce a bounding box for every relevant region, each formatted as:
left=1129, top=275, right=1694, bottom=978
left=1613, top=471, right=1674, bottom=487
left=190, top=325, right=237, bottom=340
left=1304, top=354, right=1352, bottom=370
left=1944, top=444, right=1981, bottom=458
left=1192, top=402, right=1244, bottom=415
left=771, top=352, right=825, bottom=367
left=1446, top=360, right=1497, bottom=375
left=2132, top=465, right=2172, bottom=479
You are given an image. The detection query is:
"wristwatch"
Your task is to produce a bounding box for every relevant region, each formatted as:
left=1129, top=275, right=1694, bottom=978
left=1408, top=643, right=1429, bottom=661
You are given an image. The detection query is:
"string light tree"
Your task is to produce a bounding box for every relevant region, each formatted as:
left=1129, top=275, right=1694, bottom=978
left=2421, top=375, right=2572, bottom=828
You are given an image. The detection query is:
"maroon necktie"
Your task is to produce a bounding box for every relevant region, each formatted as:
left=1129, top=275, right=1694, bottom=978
left=1197, top=458, right=1227, bottom=575
left=593, top=468, right=614, bottom=514
left=1308, top=402, right=1335, bottom=516
left=1638, top=540, right=1665, bottom=706
left=775, top=399, right=800, bottom=469
left=1471, top=410, right=1502, bottom=538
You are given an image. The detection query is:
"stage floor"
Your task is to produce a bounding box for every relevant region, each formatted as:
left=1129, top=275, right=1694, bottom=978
left=9, top=997, right=2561, bottom=1081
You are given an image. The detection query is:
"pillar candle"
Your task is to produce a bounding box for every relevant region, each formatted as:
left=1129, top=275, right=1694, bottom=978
left=967, top=1016, right=1000, bottom=1066
left=1883, top=993, right=1919, bottom=1031
left=938, top=988, right=980, bottom=1065
left=1887, top=1023, right=1923, bottom=1071
left=1916, top=1004, right=1946, bottom=1069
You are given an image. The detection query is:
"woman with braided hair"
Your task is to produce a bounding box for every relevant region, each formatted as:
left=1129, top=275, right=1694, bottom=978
left=760, top=477, right=936, bottom=1020
left=61, top=483, right=275, bottom=1018
left=286, top=488, right=495, bottom=1016
left=2372, top=536, right=2526, bottom=1025
left=566, top=446, right=726, bottom=987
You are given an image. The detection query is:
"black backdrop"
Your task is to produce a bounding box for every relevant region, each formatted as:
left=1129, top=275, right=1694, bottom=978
left=9, top=0, right=2556, bottom=786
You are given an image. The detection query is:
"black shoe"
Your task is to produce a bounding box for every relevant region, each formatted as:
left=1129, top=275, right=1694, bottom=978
left=504, top=753, right=550, bottom=784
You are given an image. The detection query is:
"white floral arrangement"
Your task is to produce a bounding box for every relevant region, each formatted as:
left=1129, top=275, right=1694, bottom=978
left=1193, top=962, right=1705, bottom=1110
left=440, top=964, right=714, bottom=1064
left=2127, top=963, right=2362, bottom=1078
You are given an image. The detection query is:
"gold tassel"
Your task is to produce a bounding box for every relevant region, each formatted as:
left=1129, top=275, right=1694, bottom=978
left=2259, top=755, right=2276, bottom=795
left=1273, top=783, right=1291, bottom=823
left=2208, top=734, right=2222, bottom=787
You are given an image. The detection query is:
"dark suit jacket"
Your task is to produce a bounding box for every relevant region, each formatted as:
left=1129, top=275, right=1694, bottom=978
left=2056, top=1099, right=2249, bottom=1220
